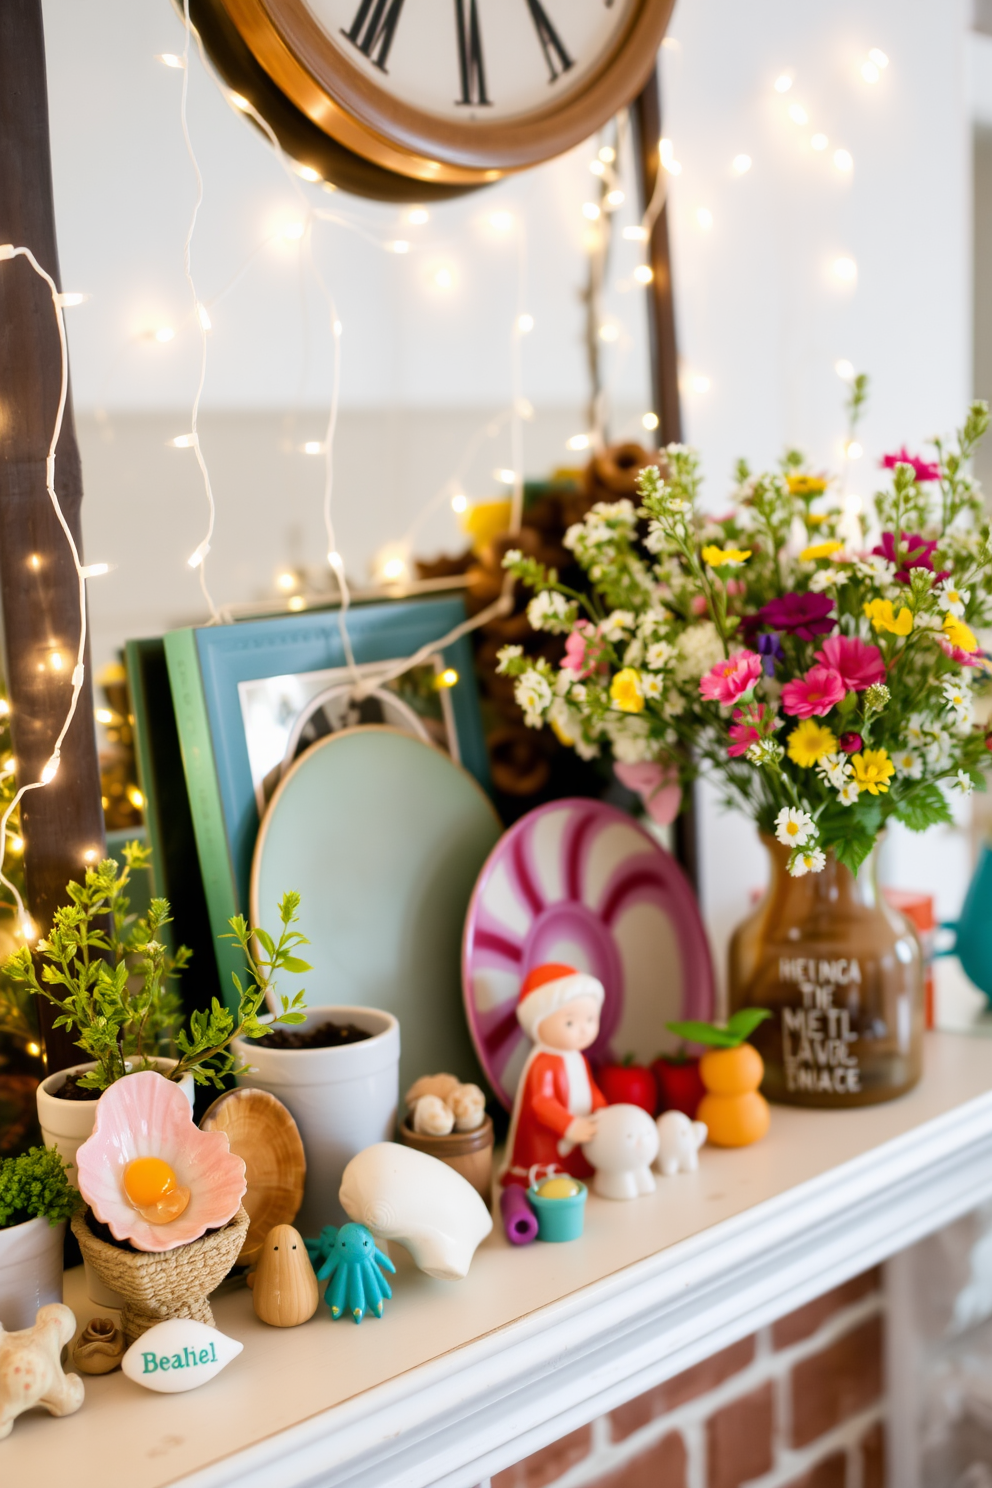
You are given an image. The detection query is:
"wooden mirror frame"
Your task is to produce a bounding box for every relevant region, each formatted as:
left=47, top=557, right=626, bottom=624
left=212, top=0, right=675, bottom=184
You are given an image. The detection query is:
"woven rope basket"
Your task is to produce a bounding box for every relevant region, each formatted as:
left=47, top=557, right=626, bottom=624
left=71, top=1207, right=249, bottom=1344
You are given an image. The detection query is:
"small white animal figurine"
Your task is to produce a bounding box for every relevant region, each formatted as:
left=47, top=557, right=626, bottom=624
left=447, top=1083, right=486, bottom=1132
left=339, top=1142, right=493, bottom=1280
left=581, top=1103, right=659, bottom=1200
left=121, top=1318, right=243, bottom=1394
left=411, top=1094, right=455, bottom=1136
left=655, top=1111, right=708, bottom=1176
left=0, top=1303, right=84, bottom=1440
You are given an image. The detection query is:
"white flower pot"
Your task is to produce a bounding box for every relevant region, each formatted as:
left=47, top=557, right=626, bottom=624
left=232, top=1006, right=400, bottom=1235
left=0, top=1215, right=65, bottom=1331
left=36, top=1061, right=195, bottom=1309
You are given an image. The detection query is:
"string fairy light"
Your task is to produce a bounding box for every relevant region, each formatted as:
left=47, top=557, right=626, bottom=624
left=0, top=242, right=109, bottom=933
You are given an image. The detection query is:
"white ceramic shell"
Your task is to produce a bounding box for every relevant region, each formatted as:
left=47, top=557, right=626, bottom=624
left=339, top=1142, right=492, bottom=1280
left=582, top=1104, right=659, bottom=1201
left=655, top=1111, right=708, bottom=1176
left=75, top=1071, right=246, bottom=1252
left=121, top=1318, right=243, bottom=1394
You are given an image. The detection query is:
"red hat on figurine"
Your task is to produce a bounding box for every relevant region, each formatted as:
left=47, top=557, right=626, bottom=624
left=516, top=962, right=605, bottom=1043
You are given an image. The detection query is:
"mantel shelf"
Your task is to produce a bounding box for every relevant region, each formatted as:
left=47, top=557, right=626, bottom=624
left=6, top=1032, right=992, bottom=1488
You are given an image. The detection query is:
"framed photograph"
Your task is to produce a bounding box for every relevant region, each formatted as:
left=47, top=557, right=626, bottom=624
left=163, top=596, right=489, bottom=1007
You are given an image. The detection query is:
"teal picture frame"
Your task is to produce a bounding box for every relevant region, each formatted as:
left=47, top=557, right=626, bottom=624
left=163, top=597, right=489, bottom=1010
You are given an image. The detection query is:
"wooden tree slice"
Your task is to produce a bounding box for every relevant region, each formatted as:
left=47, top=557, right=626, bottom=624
left=200, top=1088, right=306, bottom=1265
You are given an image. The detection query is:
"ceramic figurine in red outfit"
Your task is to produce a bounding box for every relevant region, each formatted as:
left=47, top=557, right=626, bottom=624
left=499, top=964, right=608, bottom=1189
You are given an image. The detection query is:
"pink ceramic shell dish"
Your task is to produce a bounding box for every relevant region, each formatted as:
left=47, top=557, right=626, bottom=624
left=75, top=1071, right=247, bottom=1253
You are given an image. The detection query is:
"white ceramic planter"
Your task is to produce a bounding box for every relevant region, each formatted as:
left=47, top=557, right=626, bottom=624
left=232, top=1005, right=400, bottom=1234
left=36, top=1061, right=195, bottom=1310
left=36, top=1060, right=195, bottom=1186
left=0, top=1215, right=65, bottom=1330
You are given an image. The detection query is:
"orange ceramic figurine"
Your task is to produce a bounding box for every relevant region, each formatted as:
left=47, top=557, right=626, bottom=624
left=666, top=1011, right=772, bottom=1148
left=499, top=963, right=608, bottom=1188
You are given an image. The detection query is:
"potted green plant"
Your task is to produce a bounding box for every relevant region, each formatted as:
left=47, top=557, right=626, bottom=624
left=2, top=848, right=309, bottom=1183
left=0, top=1144, right=81, bottom=1330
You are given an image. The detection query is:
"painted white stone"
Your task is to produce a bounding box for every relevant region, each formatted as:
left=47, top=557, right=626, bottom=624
left=582, top=1104, right=659, bottom=1201
left=655, top=1111, right=708, bottom=1177
left=122, top=1318, right=243, bottom=1394
left=339, top=1142, right=492, bottom=1280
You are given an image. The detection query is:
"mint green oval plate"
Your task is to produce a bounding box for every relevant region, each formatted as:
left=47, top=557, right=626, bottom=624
left=251, top=726, right=502, bottom=1095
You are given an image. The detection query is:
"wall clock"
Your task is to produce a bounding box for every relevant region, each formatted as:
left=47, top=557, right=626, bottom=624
left=190, top=0, right=674, bottom=192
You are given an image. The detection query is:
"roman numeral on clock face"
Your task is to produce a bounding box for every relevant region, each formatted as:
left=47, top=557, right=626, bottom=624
left=454, top=0, right=490, bottom=106
left=525, top=0, right=574, bottom=82
left=343, top=0, right=407, bottom=72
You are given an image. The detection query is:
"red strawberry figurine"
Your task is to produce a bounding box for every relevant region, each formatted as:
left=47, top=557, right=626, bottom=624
left=596, top=1055, right=657, bottom=1115
left=652, top=1054, right=705, bottom=1119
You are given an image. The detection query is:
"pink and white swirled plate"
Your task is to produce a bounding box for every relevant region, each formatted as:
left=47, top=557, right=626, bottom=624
left=462, top=799, right=715, bottom=1109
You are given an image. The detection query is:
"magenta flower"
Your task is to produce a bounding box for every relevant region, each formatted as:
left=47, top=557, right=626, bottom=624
left=727, top=704, right=773, bottom=757
left=814, top=635, right=886, bottom=692
left=839, top=732, right=863, bottom=754
left=781, top=665, right=846, bottom=719
left=872, top=531, right=945, bottom=584
left=881, top=447, right=941, bottom=483
left=748, top=592, right=835, bottom=641
left=938, top=637, right=988, bottom=669
left=699, top=649, right=763, bottom=706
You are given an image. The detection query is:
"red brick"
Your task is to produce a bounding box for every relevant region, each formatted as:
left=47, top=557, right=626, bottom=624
left=861, top=1420, right=885, bottom=1488
left=707, top=1382, right=774, bottom=1488
left=773, top=1269, right=880, bottom=1349
left=780, top=1453, right=846, bottom=1488
left=609, top=1337, right=756, bottom=1442
left=493, top=1426, right=592, bottom=1488
left=791, top=1316, right=884, bottom=1448
left=591, top=1431, right=687, bottom=1488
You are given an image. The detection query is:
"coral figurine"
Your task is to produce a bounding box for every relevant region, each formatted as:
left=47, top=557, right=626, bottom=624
left=499, top=963, right=608, bottom=1189
left=666, top=1011, right=772, bottom=1148
left=0, top=1304, right=84, bottom=1440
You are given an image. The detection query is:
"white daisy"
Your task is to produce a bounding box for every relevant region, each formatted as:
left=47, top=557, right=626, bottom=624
left=640, top=672, right=664, bottom=699
left=775, top=806, right=816, bottom=848
left=892, top=748, right=924, bottom=780
left=526, top=590, right=573, bottom=634
left=599, top=610, right=636, bottom=642
left=515, top=669, right=553, bottom=727
left=937, top=582, right=970, bottom=618
left=496, top=644, right=523, bottom=674
left=790, top=846, right=827, bottom=877
left=645, top=640, right=676, bottom=671
left=955, top=769, right=975, bottom=795
left=836, top=781, right=861, bottom=807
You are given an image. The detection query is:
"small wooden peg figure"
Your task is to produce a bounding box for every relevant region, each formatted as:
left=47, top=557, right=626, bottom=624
left=499, top=963, right=608, bottom=1189
left=249, top=1224, right=319, bottom=1327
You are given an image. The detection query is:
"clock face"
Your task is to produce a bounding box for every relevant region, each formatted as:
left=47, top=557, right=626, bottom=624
left=305, top=0, right=639, bottom=123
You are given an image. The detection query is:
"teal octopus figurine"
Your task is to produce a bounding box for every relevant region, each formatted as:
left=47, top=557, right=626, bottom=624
left=305, top=1223, right=396, bottom=1324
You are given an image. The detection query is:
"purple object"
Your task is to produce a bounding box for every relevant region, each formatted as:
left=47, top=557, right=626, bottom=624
left=462, top=799, right=715, bottom=1111
left=500, top=1185, right=539, bottom=1245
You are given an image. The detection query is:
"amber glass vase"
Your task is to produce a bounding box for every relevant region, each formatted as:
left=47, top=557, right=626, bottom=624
left=728, top=836, right=924, bottom=1107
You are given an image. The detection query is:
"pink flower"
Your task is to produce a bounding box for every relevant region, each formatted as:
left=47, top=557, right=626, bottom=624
left=727, top=704, right=772, bottom=757
left=781, top=665, right=846, bottom=718
left=561, top=622, right=597, bottom=678
left=814, top=635, right=886, bottom=692
left=690, top=593, right=709, bottom=616
left=726, top=579, right=746, bottom=597
left=613, top=761, right=681, bottom=825
left=881, top=448, right=941, bottom=483
left=839, top=732, right=863, bottom=754
left=938, top=637, right=990, bottom=670
left=699, top=650, right=763, bottom=706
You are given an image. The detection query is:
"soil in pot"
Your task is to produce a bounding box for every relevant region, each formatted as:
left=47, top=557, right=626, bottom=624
left=262, top=1019, right=372, bottom=1051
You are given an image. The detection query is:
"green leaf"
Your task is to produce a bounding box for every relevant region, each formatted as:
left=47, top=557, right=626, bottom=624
left=832, top=828, right=875, bottom=877
left=725, top=1008, right=772, bottom=1042
left=666, top=1019, right=741, bottom=1048
left=279, top=956, right=312, bottom=975
left=893, top=783, right=954, bottom=834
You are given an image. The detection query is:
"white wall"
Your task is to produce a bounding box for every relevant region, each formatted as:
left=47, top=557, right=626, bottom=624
left=38, top=0, right=977, bottom=937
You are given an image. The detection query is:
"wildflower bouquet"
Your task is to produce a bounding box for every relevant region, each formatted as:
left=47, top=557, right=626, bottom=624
left=498, top=398, right=992, bottom=878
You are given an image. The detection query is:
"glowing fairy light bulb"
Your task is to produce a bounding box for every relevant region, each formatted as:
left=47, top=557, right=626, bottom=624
left=283, top=222, right=305, bottom=241
left=811, top=134, right=828, bottom=151
left=157, top=53, right=184, bottom=68
left=40, top=755, right=60, bottom=783
left=517, top=313, right=534, bottom=334
left=623, top=225, right=649, bottom=241
left=833, top=149, right=853, bottom=172
left=436, top=668, right=459, bottom=689
left=732, top=155, right=752, bottom=175
left=154, top=326, right=175, bottom=343
left=633, top=265, right=654, bottom=284
left=408, top=208, right=429, bottom=225
left=835, top=359, right=855, bottom=382
left=788, top=103, right=808, bottom=126
left=774, top=73, right=793, bottom=93
left=832, top=256, right=857, bottom=283
left=295, top=163, right=320, bottom=182
left=642, top=413, right=659, bottom=431
left=696, top=208, right=713, bottom=230
left=451, top=493, right=468, bottom=513
left=196, top=302, right=212, bottom=331
left=598, top=145, right=616, bottom=163
left=187, top=540, right=210, bottom=569
left=567, top=434, right=591, bottom=451
left=582, top=202, right=601, bottom=221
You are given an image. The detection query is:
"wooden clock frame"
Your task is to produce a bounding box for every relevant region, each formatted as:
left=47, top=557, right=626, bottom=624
left=206, top=0, right=675, bottom=184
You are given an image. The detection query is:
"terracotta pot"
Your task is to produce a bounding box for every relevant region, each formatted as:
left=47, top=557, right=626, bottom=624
left=71, top=1206, right=249, bottom=1345
left=729, top=835, right=923, bottom=1107
left=0, top=1216, right=65, bottom=1331
left=397, top=1115, right=494, bottom=1201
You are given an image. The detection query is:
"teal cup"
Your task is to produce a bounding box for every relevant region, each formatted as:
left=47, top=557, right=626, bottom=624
left=527, top=1180, right=587, bottom=1242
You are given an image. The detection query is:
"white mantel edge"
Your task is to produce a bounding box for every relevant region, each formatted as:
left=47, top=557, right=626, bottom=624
left=174, top=1084, right=992, bottom=1488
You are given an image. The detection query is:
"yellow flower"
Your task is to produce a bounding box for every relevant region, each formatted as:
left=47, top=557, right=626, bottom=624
left=787, top=474, right=828, bottom=496
left=610, top=668, right=645, bottom=714
left=702, top=545, right=752, bottom=568
left=850, top=748, right=894, bottom=795
left=800, top=540, right=843, bottom=562
left=943, top=613, right=979, bottom=653
left=806, top=512, right=828, bottom=527
left=787, top=719, right=838, bottom=767
left=863, top=598, right=913, bottom=636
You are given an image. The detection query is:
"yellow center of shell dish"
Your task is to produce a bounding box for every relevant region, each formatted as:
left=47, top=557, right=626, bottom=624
left=123, top=1156, right=191, bottom=1224
left=537, top=1177, right=582, bottom=1199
